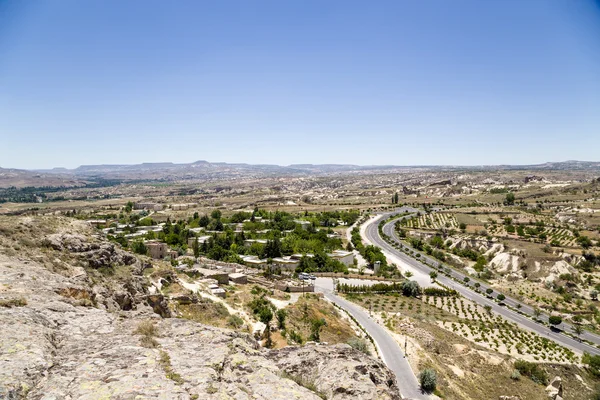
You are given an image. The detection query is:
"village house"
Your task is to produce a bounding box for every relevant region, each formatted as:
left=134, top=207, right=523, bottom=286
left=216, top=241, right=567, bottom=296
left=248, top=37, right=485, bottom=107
left=146, top=241, right=178, bottom=260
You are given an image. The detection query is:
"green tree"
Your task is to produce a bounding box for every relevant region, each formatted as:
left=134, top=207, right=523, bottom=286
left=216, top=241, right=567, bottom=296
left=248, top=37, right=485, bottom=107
left=548, top=315, right=562, bottom=327
left=505, top=192, right=515, bottom=205
left=211, top=209, right=222, bottom=220
left=276, top=309, right=287, bottom=330
left=192, top=238, right=200, bottom=259
left=125, top=201, right=133, bottom=213
left=429, top=271, right=438, bottom=282
left=309, top=318, right=327, bottom=342
left=401, top=280, right=421, bottom=297
left=131, top=240, right=147, bottom=255
left=196, top=215, right=208, bottom=227
left=419, top=369, right=437, bottom=393
left=572, top=324, right=584, bottom=339
left=497, top=293, right=505, bottom=301
left=259, top=308, right=274, bottom=347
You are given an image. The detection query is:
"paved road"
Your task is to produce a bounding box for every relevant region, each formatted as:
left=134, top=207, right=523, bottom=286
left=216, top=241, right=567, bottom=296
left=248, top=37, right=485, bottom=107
left=364, top=210, right=600, bottom=356
left=314, top=278, right=430, bottom=400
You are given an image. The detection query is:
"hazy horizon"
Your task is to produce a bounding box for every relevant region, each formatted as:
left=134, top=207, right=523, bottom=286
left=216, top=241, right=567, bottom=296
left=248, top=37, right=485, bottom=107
left=3, top=158, right=600, bottom=172
left=1, top=1, right=599, bottom=169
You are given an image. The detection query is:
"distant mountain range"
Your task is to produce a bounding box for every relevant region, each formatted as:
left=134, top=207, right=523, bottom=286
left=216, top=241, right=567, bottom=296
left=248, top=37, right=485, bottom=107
left=1, top=160, right=599, bottom=188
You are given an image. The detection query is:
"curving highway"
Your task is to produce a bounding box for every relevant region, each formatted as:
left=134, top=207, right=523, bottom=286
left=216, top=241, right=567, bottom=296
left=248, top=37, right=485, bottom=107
left=363, top=209, right=600, bottom=356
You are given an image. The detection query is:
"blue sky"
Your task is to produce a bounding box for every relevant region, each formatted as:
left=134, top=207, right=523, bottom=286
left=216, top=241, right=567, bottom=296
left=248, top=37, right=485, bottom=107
left=1, top=0, right=599, bottom=169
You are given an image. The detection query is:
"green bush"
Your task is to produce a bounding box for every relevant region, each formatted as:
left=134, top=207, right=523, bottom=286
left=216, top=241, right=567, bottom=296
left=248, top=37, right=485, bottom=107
left=514, top=360, right=548, bottom=385
left=347, top=337, right=371, bottom=355
left=419, top=369, right=437, bottom=393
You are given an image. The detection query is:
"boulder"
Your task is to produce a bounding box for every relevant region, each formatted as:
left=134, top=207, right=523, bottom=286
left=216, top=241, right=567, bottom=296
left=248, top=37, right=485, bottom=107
left=546, top=376, right=563, bottom=399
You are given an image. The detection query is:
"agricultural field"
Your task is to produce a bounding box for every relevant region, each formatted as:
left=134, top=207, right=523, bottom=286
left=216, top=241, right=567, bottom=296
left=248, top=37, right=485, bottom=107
left=345, top=291, right=598, bottom=400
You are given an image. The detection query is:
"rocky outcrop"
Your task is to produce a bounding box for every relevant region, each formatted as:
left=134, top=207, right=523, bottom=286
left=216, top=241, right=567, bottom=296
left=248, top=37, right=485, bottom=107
left=43, top=233, right=138, bottom=271
left=268, top=344, right=401, bottom=399
left=1, top=238, right=402, bottom=399
left=546, top=376, right=564, bottom=400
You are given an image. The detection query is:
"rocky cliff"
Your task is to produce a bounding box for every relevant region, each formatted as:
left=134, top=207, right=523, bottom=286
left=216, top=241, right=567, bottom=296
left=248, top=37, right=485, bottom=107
left=0, top=217, right=401, bottom=399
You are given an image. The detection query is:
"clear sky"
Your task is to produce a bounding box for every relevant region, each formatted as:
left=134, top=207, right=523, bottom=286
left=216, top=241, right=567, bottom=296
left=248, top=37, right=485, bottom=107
left=1, top=0, right=599, bottom=169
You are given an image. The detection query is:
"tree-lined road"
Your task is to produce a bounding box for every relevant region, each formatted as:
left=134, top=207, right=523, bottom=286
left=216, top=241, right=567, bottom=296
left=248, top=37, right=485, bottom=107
left=314, top=278, right=430, bottom=400
left=364, top=210, right=600, bottom=356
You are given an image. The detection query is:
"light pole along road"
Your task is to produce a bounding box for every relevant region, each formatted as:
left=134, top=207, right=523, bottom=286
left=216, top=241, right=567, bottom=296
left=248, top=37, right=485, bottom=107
left=363, top=209, right=600, bottom=357
left=314, top=278, right=431, bottom=400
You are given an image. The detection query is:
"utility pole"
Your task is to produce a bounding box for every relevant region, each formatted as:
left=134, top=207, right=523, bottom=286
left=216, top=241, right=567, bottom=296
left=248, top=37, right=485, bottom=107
left=404, top=336, right=408, bottom=357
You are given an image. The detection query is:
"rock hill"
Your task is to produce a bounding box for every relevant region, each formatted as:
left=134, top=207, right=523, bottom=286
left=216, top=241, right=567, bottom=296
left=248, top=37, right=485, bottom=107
left=0, top=217, right=401, bottom=399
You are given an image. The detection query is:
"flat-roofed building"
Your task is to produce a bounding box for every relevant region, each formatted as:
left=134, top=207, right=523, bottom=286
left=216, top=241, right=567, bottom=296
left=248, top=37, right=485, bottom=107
left=272, top=256, right=301, bottom=272
left=187, top=235, right=211, bottom=247
left=229, top=272, right=248, bottom=284
left=328, top=250, right=355, bottom=266
left=134, top=202, right=163, bottom=211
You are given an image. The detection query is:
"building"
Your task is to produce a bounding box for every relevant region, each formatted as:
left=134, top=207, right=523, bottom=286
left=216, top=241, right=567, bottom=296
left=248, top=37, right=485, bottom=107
left=241, top=255, right=267, bottom=267
left=146, top=241, right=178, bottom=260
left=187, top=235, right=211, bottom=247
left=87, top=220, right=107, bottom=227
left=195, top=268, right=229, bottom=285
left=172, top=203, right=195, bottom=211
left=134, top=202, right=163, bottom=211
left=294, top=220, right=312, bottom=230
left=272, top=256, right=301, bottom=272
left=290, top=253, right=314, bottom=260
left=328, top=250, right=355, bottom=266
left=208, top=284, right=226, bottom=298
left=229, top=272, right=248, bottom=284
left=243, top=239, right=268, bottom=247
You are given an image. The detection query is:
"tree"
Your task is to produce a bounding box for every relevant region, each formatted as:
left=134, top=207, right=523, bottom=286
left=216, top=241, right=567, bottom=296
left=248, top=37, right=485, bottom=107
left=484, top=305, right=492, bottom=315
left=259, top=308, right=274, bottom=347
left=497, top=293, right=506, bottom=301
left=505, top=192, right=515, bottom=206
left=211, top=209, right=222, bottom=220
left=125, top=201, right=133, bottom=213
left=548, top=315, right=563, bottom=327
left=401, top=280, right=421, bottom=297
left=459, top=222, right=467, bottom=232
left=592, top=290, right=599, bottom=301
left=429, top=271, right=438, bottom=282
left=486, top=288, right=493, bottom=296
left=309, top=318, right=327, bottom=342
left=131, top=240, right=147, bottom=255
left=264, top=238, right=282, bottom=258
left=405, top=271, right=413, bottom=278
left=199, top=215, right=210, bottom=227
left=276, top=309, right=287, bottom=330
left=419, top=369, right=437, bottom=393
left=394, top=192, right=399, bottom=204
left=192, top=238, right=200, bottom=259
left=572, top=324, right=584, bottom=339
left=533, top=307, right=542, bottom=319
left=463, top=276, right=470, bottom=283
